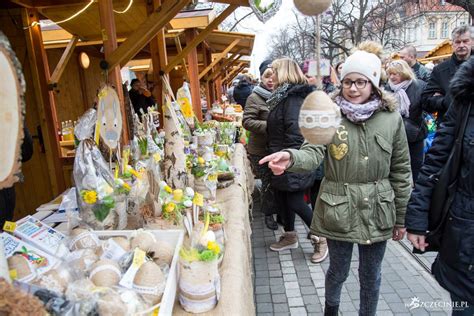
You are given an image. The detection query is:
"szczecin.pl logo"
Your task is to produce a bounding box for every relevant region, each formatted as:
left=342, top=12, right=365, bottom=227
left=406, top=296, right=470, bottom=311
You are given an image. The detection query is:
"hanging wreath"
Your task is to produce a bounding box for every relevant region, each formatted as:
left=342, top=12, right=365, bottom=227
left=249, top=0, right=282, bottom=23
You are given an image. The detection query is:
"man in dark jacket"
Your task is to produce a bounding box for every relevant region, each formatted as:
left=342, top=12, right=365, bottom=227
left=129, top=78, right=155, bottom=116
left=233, top=75, right=253, bottom=108
left=406, top=57, right=474, bottom=314
left=422, top=26, right=473, bottom=123
left=0, top=127, right=33, bottom=228
left=399, top=45, right=431, bottom=82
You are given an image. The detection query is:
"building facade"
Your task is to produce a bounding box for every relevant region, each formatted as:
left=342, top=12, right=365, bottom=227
left=400, top=0, right=469, bottom=55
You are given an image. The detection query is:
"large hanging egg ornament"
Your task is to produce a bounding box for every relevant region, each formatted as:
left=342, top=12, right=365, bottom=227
left=299, top=91, right=341, bottom=145
left=294, top=0, right=332, bottom=16
left=0, top=32, right=25, bottom=190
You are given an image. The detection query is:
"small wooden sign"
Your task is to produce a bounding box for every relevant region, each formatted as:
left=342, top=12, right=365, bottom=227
left=0, top=32, right=25, bottom=190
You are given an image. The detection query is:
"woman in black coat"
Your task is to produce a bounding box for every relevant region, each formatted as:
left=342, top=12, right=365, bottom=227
left=386, top=60, right=428, bottom=182
left=265, top=58, right=316, bottom=253
left=406, top=57, right=474, bottom=315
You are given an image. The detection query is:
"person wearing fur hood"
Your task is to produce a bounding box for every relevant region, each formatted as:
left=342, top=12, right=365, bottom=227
left=260, top=50, right=412, bottom=316
left=406, top=57, right=474, bottom=314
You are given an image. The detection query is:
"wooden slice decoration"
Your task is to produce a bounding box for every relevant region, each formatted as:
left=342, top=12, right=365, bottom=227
left=97, top=86, right=122, bottom=150
left=0, top=32, right=25, bottom=190
left=294, top=0, right=332, bottom=16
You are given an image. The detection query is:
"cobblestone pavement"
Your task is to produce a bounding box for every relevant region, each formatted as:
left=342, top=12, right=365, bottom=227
left=251, top=208, right=452, bottom=316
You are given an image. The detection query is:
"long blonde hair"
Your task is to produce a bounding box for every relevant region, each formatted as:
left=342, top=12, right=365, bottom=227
left=386, top=59, right=416, bottom=81
left=271, top=58, right=307, bottom=87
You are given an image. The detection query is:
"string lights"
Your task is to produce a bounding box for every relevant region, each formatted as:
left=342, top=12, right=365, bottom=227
left=24, top=0, right=134, bottom=30
left=113, top=0, right=134, bottom=14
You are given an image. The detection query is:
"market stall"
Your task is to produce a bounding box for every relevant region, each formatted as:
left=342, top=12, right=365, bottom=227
left=0, top=0, right=257, bottom=315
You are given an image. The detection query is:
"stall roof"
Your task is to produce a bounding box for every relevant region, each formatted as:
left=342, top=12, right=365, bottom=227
left=42, top=25, right=255, bottom=59
left=36, top=2, right=222, bottom=41
left=423, top=39, right=451, bottom=59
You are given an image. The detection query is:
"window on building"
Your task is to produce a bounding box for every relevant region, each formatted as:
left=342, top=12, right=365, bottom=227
left=460, top=21, right=466, bottom=26
left=440, top=0, right=446, bottom=5
left=441, top=21, right=449, bottom=38
left=429, top=21, right=437, bottom=39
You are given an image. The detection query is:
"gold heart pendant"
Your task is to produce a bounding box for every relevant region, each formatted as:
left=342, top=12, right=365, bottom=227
left=329, top=143, right=348, bottom=160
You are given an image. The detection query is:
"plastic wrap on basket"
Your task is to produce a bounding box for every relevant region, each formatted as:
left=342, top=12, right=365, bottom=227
left=73, top=109, right=120, bottom=230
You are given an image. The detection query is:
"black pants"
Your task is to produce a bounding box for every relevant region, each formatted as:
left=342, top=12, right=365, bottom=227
left=248, top=154, right=278, bottom=216
left=409, top=140, right=424, bottom=183
left=275, top=189, right=313, bottom=232
left=0, top=187, right=15, bottom=229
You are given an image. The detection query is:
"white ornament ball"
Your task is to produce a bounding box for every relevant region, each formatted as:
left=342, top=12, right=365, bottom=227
left=294, top=0, right=332, bottom=16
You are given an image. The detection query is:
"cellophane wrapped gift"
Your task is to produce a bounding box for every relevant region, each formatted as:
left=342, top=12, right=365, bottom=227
left=73, top=109, right=122, bottom=230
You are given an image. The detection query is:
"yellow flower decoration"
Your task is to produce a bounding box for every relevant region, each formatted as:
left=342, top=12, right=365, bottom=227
left=207, top=241, right=220, bottom=255
left=197, top=157, right=205, bottom=166
left=173, top=189, right=183, bottom=202
left=164, top=185, right=173, bottom=194
left=164, top=202, right=176, bottom=213
left=82, top=190, right=98, bottom=204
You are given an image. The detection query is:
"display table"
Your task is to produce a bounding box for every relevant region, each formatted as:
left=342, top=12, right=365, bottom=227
left=30, top=144, right=256, bottom=315
left=174, top=143, right=255, bottom=315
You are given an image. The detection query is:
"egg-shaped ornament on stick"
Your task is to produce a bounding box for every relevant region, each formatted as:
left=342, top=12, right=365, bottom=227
left=294, top=0, right=332, bottom=16
left=299, top=91, right=341, bottom=145
left=97, top=85, right=122, bottom=150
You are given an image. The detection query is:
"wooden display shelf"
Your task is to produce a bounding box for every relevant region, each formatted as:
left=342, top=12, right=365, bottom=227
left=59, top=140, right=74, bottom=147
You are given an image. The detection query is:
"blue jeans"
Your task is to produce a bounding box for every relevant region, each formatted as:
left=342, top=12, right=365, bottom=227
left=451, top=293, right=474, bottom=315
left=325, top=239, right=387, bottom=316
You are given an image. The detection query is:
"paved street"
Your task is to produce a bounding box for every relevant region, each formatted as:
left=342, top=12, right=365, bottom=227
left=251, top=205, right=452, bottom=316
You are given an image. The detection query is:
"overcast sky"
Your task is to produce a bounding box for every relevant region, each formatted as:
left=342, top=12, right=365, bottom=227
left=225, top=1, right=298, bottom=77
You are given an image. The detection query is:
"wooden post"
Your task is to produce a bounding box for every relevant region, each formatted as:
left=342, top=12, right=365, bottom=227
left=201, top=44, right=213, bottom=107
left=49, top=35, right=78, bottom=86
left=98, top=0, right=129, bottom=144
left=206, top=47, right=216, bottom=105
left=215, top=75, right=223, bottom=103
left=148, top=0, right=167, bottom=128
left=22, top=8, right=65, bottom=195
left=185, top=28, right=203, bottom=122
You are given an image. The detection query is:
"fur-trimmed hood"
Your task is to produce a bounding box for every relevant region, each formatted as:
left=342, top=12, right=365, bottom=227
left=450, top=56, right=474, bottom=104
left=330, top=88, right=399, bottom=112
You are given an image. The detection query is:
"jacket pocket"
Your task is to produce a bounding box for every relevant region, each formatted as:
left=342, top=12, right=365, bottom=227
left=320, top=192, right=351, bottom=233
left=440, top=211, right=474, bottom=268
left=375, top=190, right=396, bottom=230
left=375, top=133, right=392, bottom=155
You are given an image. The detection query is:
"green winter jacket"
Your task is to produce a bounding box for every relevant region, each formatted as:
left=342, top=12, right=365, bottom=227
left=285, top=91, right=412, bottom=245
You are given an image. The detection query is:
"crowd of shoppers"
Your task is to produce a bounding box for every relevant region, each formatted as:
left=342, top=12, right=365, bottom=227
left=244, top=24, right=474, bottom=315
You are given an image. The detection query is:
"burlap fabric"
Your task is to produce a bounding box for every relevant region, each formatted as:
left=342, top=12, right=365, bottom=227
left=174, top=144, right=255, bottom=315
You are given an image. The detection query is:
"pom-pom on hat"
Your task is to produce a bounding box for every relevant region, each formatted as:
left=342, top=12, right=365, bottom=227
left=341, top=50, right=382, bottom=87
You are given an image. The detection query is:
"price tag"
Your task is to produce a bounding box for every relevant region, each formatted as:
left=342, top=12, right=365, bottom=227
left=9, top=269, right=17, bottom=280
left=153, top=153, right=161, bottom=163
left=193, top=192, right=204, bottom=207
left=132, top=248, right=146, bottom=268
left=3, top=221, right=16, bottom=233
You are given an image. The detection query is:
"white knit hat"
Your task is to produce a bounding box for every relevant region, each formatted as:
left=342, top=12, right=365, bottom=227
left=341, top=50, right=382, bottom=87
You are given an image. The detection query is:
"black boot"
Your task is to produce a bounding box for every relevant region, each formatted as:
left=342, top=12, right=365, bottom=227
left=265, top=215, right=278, bottom=230
left=324, top=302, right=339, bottom=316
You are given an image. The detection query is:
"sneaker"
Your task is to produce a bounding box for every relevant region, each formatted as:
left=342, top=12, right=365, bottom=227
left=311, top=236, right=328, bottom=263
left=265, top=215, right=278, bottom=230
left=270, top=231, right=298, bottom=251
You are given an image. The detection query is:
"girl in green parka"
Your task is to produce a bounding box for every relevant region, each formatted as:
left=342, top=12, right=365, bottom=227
left=260, top=50, right=412, bottom=316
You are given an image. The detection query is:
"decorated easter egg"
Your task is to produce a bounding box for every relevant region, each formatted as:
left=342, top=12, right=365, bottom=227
left=299, top=91, right=341, bottom=145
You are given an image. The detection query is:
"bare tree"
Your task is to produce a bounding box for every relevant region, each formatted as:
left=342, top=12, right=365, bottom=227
left=266, top=0, right=407, bottom=64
